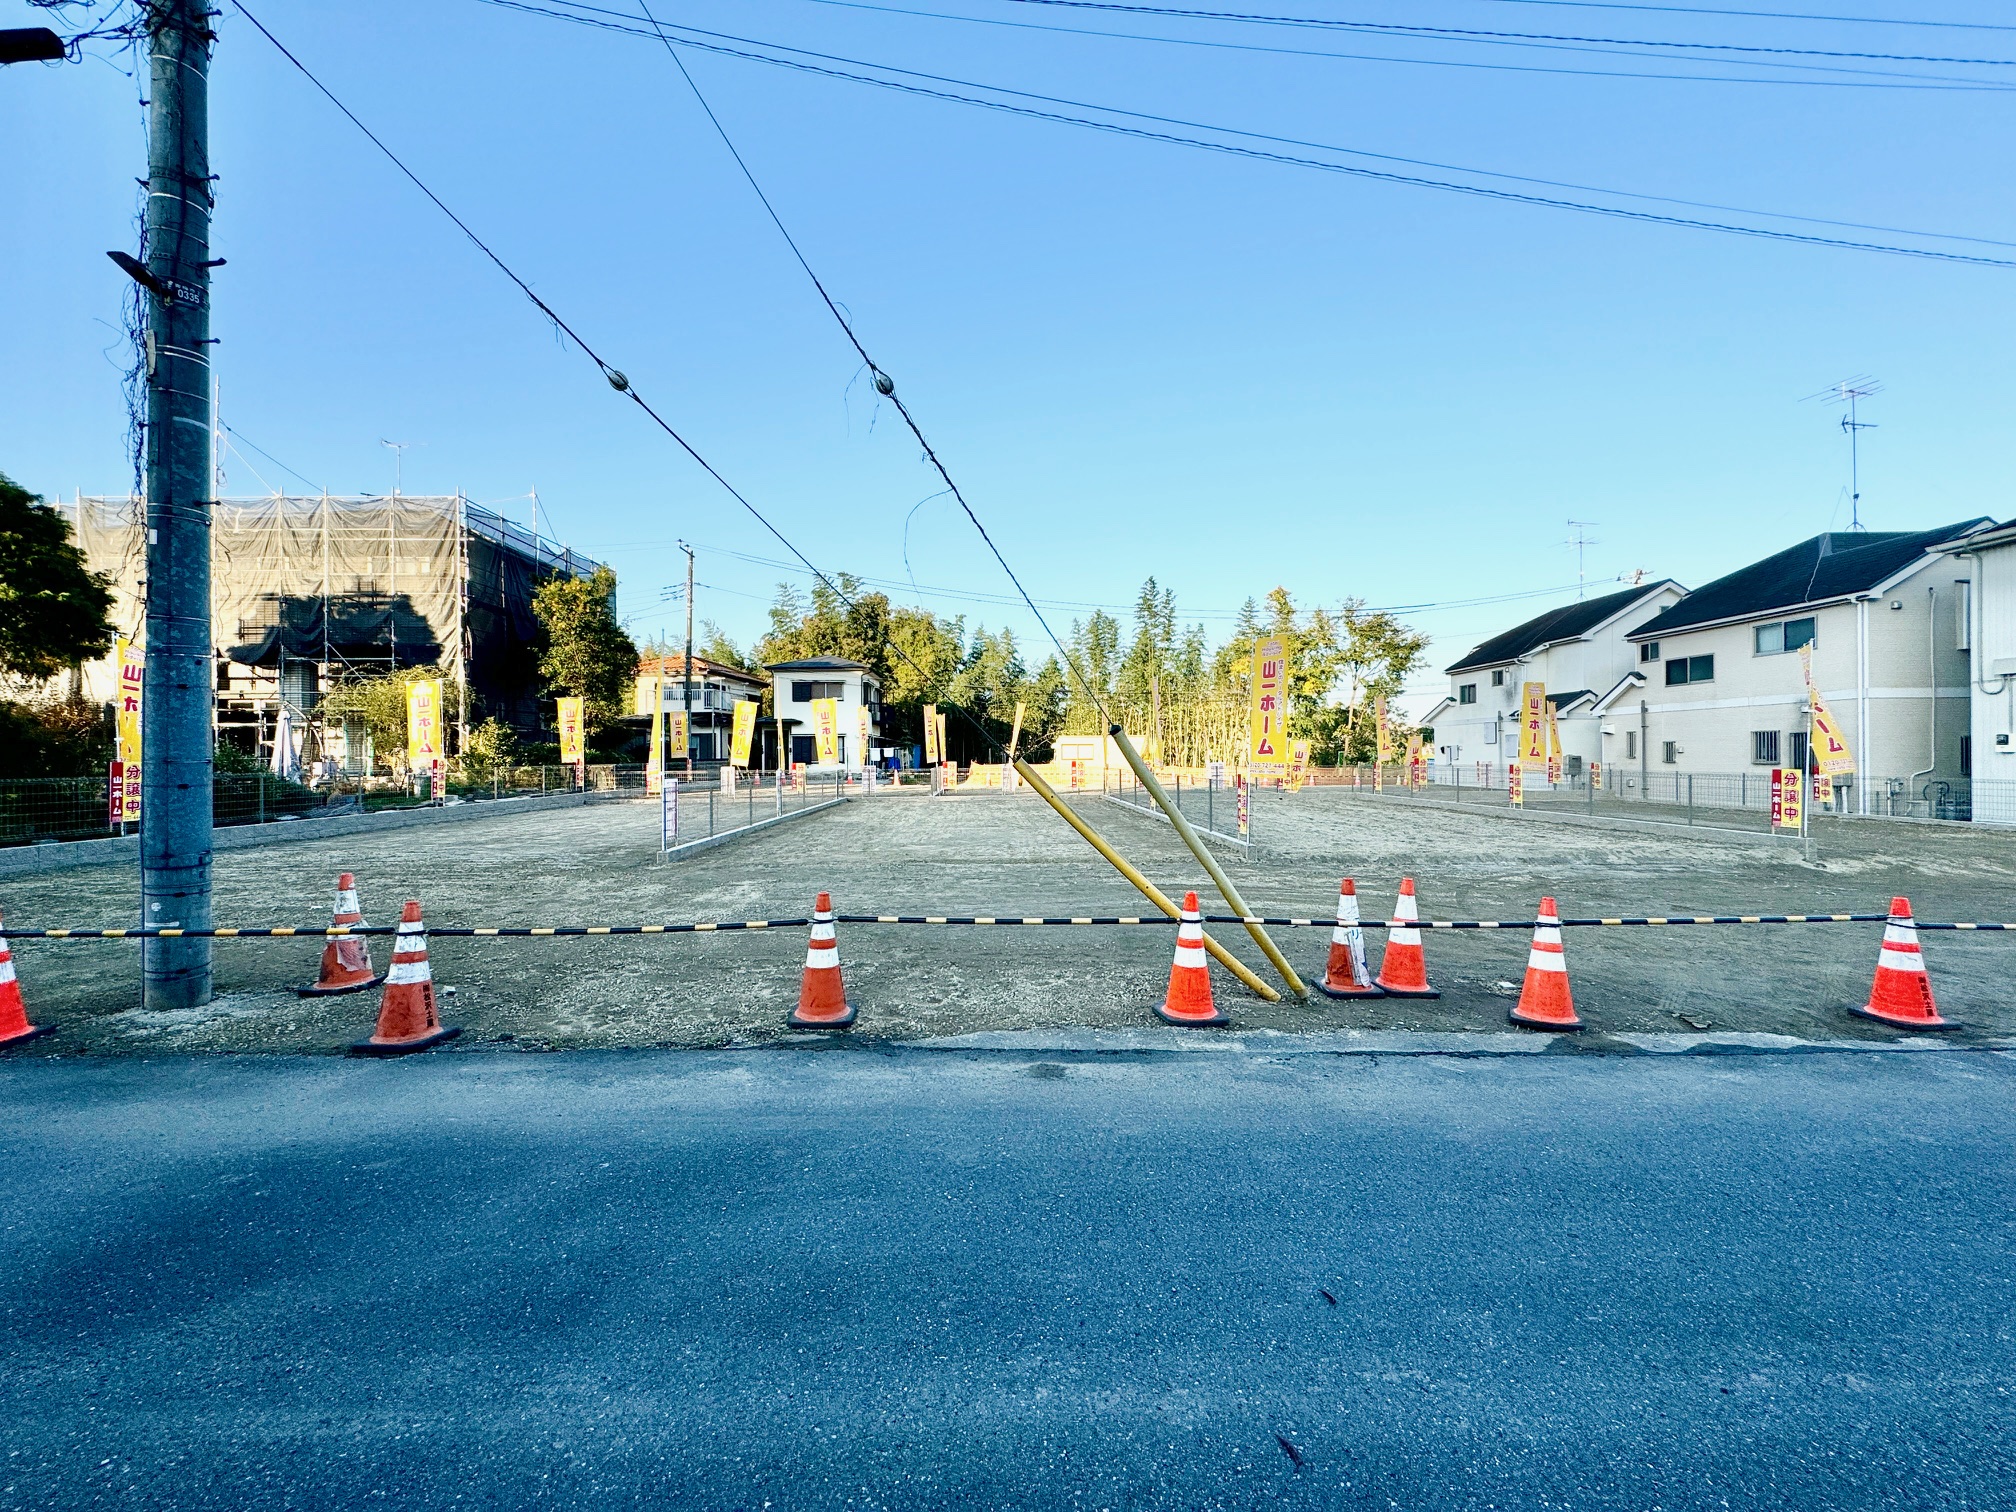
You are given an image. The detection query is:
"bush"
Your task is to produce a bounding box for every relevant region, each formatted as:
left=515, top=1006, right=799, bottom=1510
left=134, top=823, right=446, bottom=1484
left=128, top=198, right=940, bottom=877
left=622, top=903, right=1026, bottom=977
left=457, top=718, right=518, bottom=785
left=0, top=697, right=112, bottom=778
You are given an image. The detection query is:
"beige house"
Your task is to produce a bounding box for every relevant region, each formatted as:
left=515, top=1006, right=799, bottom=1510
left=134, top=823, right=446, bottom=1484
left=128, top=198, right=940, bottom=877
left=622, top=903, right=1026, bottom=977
left=1621, top=521, right=1990, bottom=817
left=1943, top=519, right=2016, bottom=825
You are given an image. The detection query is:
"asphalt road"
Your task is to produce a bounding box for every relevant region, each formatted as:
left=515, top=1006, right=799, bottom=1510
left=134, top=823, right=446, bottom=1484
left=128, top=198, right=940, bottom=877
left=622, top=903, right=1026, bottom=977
left=4, top=1046, right=2013, bottom=1510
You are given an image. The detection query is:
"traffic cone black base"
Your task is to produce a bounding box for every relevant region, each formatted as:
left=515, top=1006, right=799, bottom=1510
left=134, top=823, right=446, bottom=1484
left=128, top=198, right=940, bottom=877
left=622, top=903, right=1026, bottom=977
left=349, top=1024, right=462, bottom=1058
left=298, top=974, right=383, bottom=999
left=0, top=1024, right=55, bottom=1050
left=1315, top=981, right=1386, bottom=1000
left=1155, top=999, right=1229, bottom=1027
left=1848, top=1004, right=1959, bottom=1033
left=788, top=1004, right=858, bottom=1030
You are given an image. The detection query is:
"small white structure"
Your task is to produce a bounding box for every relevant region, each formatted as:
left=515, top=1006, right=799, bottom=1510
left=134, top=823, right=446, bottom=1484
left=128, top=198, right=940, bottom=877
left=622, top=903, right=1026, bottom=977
left=1943, top=519, right=2016, bottom=825
left=1424, top=580, right=1685, bottom=779
left=1624, top=520, right=1989, bottom=816
left=765, top=657, right=884, bottom=768
left=634, top=655, right=766, bottom=763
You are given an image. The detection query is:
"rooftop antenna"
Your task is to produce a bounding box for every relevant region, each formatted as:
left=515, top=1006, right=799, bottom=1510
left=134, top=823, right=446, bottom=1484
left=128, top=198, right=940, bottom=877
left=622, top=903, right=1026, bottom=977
left=1802, top=376, right=1881, bottom=532
left=1565, top=520, right=1600, bottom=599
left=379, top=438, right=421, bottom=497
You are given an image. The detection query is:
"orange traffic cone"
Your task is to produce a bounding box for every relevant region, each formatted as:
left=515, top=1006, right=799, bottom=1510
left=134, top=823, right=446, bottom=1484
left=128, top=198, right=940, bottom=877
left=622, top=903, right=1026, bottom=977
left=790, top=892, right=856, bottom=1028
left=1374, top=878, right=1440, bottom=998
left=1509, top=896, right=1582, bottom=1031
left=1157, top=891, right=1229, bottom=1026
left=298, top=872, right=383, bottom=997
left=0, top=910, right=52, bottom=1048
left=1849, top=897, right=1957, bottom=1031
left=1317, top=878, right=1383, bottom=998
left=350, top=899, right=461, bottom=1056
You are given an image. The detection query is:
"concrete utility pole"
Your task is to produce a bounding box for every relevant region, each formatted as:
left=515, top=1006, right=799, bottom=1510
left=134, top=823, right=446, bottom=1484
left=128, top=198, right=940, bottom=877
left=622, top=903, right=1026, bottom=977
left=141, top=0, right=216, bottom=1007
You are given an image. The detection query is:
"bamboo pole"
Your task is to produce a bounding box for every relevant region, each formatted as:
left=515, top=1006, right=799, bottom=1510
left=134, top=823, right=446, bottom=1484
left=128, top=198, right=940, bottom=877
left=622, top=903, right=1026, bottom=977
left=1011, top=757, right=1280, bottom=1003
left=1107, top=726, right=1309, bottom=999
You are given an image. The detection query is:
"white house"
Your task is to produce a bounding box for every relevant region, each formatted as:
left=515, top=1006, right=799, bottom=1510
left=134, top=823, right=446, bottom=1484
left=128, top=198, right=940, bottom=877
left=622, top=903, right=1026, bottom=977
left=1622, top=520, right=1990, bottom=817
left=1942, top=518, right=2016, bottom=825
left=765, top=656, right=884, bottom=769
left=1425, top=580, right=1685, bottom=779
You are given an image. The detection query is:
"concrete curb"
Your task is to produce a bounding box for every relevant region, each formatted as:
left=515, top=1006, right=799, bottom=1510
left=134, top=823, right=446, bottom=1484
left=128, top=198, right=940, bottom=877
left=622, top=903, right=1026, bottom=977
left=0, top=791, right=595, bottom=879
left=659, top=796, right=849, bottom=860
left=885, top=1027, right=2016, bottom=1057
left=1099, top=793, right=1253, bottom=857
left=1340, top=790, right=1795, bottom=846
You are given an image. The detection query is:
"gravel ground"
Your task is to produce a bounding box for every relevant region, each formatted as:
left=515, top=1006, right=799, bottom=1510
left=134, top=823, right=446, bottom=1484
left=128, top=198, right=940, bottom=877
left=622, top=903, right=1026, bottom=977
left=2, top=788, right=2013, bottom=1053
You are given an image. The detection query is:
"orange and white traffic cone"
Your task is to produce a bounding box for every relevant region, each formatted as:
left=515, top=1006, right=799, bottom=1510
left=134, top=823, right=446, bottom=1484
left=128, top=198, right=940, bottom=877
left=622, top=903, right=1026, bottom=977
left=1374, top=877, right=1440, bottom=998
left=1849, top=896, right=1957, bottom=1032
left=350, top=899, right=461, bottom=1056
left=1509, top=896, right=1582, bottom=1031
left=790, top=891, right=856, bottom=1029
left=298, top=872, right=383, bottom=997
left=1157, top=891, right=1228, bottom=1026
left=1316, top=878, right=1383, bottom=999
left=0, top=910, right=52, bottom=1049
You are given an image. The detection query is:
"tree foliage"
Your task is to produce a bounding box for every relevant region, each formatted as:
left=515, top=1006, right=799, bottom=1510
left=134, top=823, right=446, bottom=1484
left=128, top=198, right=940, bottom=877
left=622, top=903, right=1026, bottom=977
left=0, top=473, right=115, bottom=680
left=533, top=565, right=639, bottom=733
left=318, top=665, right=464, bottom=774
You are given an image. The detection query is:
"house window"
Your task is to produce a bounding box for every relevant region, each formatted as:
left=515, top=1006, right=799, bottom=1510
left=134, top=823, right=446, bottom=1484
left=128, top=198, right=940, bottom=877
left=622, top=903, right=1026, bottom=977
left=1661, top=740, right=1679, bottom=765
left=1957, top=581, right=1972, bottom=652
left=1639, top=642, right=1660, bottom=662
left=1665, top=655, right=1715, bottom=685
left=789, top=679, right=846, bottom=702
left=1961, top=735, right=1973, bottom=778
left=1458, top=684, right=1477, bottom=705
left=1625, top=731, right=1637, bottom=760
left=1490, top=669, right=1507, bottom=687
left=1789, top=731, right=1809, bottom=771
left=790, top=680, right=812, bottom=702
left=1751, top=730, right=1780, bottom=765
left=1753, top=617, right=1817, bottom=656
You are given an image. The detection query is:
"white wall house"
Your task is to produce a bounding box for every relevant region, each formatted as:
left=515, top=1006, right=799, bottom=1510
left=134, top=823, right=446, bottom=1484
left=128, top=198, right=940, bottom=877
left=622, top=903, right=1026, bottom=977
left=1424, top=580, right=1685, bottom=779
left=1622, top=520, right=1990, bottom=817
left=1943, top=519, right=2016, bottom=825
left=765, top=657, right=884, bottom=769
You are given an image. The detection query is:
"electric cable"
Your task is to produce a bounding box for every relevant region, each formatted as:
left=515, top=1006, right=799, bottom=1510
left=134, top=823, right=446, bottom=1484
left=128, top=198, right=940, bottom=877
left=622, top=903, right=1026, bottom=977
left=230, top=0, right=1048, bottom=767
left=1470, top=0, right=2016, bottom=30
left=475, top=1, right=2016, bottom=267
left=630, top=0, right=1116, bottom=723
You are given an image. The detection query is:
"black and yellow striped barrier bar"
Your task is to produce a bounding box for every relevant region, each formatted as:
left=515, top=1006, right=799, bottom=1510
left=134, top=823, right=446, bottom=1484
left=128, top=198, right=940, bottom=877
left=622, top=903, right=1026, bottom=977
left=5, top=913, right=2015, bottom=938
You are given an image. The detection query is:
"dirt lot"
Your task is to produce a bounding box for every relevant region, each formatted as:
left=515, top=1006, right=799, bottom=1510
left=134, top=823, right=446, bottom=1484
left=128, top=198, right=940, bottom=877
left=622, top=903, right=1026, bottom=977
left=4, top=787, right=2013, bottom=1053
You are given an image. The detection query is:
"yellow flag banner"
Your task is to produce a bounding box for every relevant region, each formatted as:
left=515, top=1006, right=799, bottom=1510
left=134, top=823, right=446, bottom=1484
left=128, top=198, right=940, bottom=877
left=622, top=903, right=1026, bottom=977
left=114, top=637, right=144, bottom=822
left=407, top=679, right=445, bottom=771
left=1520, top=682, right=1547, bottom=764
left=1810, top=690, right=1856, bottom=776
left=556, top=696, right=585, bottom=765
left=937, top=711, right=949, bottom=768
left=666, top=710, right=688, bottom=765
left=1508, top=760, right=1524, bottom=806
left=811, top=698, right=840, bottom=765
left=923, top=704, right=940, bottom=765
left=646, top=678, right=665, bottom=793
left=855, top=702, right=873, bottom=764
left=1248, top=638, right=1288, bottom=774
left=1375, top=696, right=1392, bottom=764
left=730, top=699, right=757, bottom=767
left=1405, top=732, right=1424, bottom=788
left=1544, top=698, right=1563, bottom=783
left=1287, top=738, right=1310, bottom=792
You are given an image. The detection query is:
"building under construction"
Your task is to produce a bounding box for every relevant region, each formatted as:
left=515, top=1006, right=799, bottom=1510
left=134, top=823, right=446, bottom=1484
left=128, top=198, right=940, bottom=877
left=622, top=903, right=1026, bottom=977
left=62, top=495, right=603, bottom=772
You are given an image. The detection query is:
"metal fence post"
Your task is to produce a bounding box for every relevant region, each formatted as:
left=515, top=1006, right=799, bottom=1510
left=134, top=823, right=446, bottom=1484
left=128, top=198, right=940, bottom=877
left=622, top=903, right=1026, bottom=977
left=258, top=772, right=265, bottom=825
left=1687, top=773, right=1694, bottom=826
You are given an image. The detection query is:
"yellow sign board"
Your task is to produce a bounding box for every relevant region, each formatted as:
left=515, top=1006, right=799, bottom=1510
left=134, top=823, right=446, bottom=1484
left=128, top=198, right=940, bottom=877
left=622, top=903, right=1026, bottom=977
left=407, top=679, right=444, bottom=771
left=1520, top=682, right=1547, bottom=765
left=1249, top=637, right=1288, bottom=774
left=556, top=696, right=585, bottom=765
left=1810, top=690, right=1856, bottom=776
left=923, top=703, right=940, bottom=765
left=730, top=699, right=757, bottom=767
left=811, top=698, right=840, bottom=765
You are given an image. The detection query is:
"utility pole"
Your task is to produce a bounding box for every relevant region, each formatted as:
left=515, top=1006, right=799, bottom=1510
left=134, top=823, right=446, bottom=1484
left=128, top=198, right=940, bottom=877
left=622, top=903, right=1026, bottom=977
left=679, top=541, right=695, bottom=776
left=140, top=0, right=217, bottom=1009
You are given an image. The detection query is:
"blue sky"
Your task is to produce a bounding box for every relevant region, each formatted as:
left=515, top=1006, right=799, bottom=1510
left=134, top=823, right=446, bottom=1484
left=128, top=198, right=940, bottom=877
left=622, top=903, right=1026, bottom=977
left=5, top=0, right=2014, bottom=713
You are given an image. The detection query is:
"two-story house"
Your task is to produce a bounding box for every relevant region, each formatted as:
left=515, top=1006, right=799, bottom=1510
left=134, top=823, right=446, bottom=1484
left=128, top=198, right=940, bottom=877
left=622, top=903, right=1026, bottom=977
left=1942, top=518, right=2016, bottom=825
left=634, top=655, right=767, bottom=763
left=1426, top=580, right=1685, bottom=778
left=765, top=656, right=884, bottom=769
left=1623, top=521, right=1989, bottom=815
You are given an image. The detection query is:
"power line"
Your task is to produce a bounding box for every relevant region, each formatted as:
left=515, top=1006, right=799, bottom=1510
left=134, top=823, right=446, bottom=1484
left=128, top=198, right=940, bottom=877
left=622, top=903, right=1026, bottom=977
left=476, top=1, right=2016, bottom=267
left=991, top=0, right=2016, bottom=68
left=628, top=0, right=1114, bottom=723
left=1396, top=1, right=2016, bottom=34
left=228, top=0, right=1042, bottom=762
left=777, top=0, right=2016, bottom=91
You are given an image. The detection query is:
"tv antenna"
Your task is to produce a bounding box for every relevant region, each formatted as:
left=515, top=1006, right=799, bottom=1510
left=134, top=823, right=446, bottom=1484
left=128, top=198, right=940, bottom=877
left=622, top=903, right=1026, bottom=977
left=379, top=438, right=422, bottom=497
left=1802, top=377, right=1881, bottom=531
left=1565, top=520, right=1600, bottom=599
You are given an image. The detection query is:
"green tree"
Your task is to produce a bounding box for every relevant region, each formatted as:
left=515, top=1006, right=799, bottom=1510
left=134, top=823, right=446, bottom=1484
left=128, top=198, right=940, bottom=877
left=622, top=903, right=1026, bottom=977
left=0, top=473, right=115, bottom=679
left=533, top=565, right=639, bottom=732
